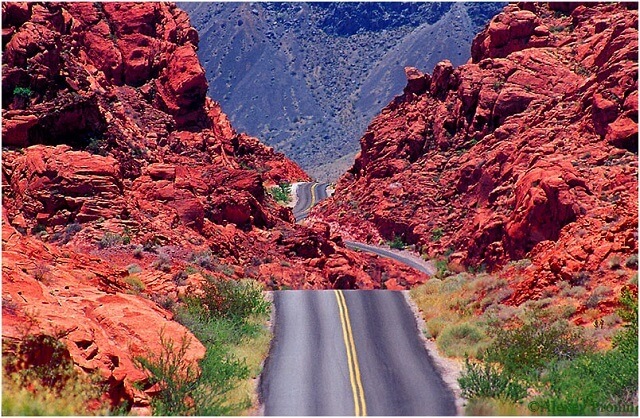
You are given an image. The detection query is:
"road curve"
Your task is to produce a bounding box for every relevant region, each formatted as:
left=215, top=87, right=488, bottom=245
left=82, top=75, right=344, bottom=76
left=259, top=290, right=457, bottom=416
left=293, top=182, right=328, bottom=221
left=293, top=185, right=434, bottom=276
left=345, top=241, right=436, bottom=276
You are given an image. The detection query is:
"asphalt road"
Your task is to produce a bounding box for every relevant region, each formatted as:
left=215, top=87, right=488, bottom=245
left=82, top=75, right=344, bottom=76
left=259, top=290, right=457, bottom=416
left=345, top=241, right=436, bottom=276
left=293, top=182, right=329, bottom=221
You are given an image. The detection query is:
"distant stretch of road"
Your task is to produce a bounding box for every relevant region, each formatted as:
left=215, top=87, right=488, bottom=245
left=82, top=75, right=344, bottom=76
left=293, top=182, right=329, bottom=221
left=293, top=183, right=435, bottom=275
left=259, top=290, right=457, bottom=415
left=345, top=241, right=436, bottom=276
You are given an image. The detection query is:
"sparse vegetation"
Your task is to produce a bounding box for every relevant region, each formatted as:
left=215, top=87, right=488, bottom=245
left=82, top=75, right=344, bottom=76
left=624, top=254, right=638, bottom=269
left=457, top=289, right=638, bottom=415
left=151, top=249, right=172, bottom=272
left=191, top=250, right=216, bottom=271
left=33, top=263, right=50, bottom=281
left=387, top=235, right=407, bottom=250
left=136, top=276, right=271, bottom=415
left=430, top=227, right=444, bottom=242
left=98, top=232, right=129, bottom=248
left=3, top=333, right=108, bottom=415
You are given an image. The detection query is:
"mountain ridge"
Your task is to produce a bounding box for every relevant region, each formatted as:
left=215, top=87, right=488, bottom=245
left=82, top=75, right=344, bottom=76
left=180, top=2, right=505, bottom=180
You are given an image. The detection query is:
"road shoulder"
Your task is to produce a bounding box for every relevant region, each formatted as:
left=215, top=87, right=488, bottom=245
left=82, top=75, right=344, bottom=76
left=402, top=290, right=465, bottom=415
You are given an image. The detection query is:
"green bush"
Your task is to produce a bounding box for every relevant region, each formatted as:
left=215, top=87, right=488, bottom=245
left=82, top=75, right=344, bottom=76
left=533, top=288, right=638, bottom=414
left=125, top=276, right=145, bottom=293
left=387, top=235, right=406, bottom=250
left=268, top=183, right=291, bottom=204
left=459, top=358, right=528, bottom=403
left=430, top=227, right=444, bottom=242
left=436, top=322, right=486, bottom=358
left=12, top=86, right=32, bottom=98
left=136, top=332, right=247, bottom=416
left=484, top=315, right=587, bottom=380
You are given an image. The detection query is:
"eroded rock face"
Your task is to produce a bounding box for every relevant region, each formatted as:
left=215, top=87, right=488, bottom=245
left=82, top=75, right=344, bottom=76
left=2, top=2, right=426, bottom=411
left=312, top=3, right=638, bottom=313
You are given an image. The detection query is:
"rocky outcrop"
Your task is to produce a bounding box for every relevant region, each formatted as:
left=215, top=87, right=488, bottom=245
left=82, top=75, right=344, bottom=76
left=312, top=3, right=638, bottom=314
left=2, top=2, right=426, bottom=411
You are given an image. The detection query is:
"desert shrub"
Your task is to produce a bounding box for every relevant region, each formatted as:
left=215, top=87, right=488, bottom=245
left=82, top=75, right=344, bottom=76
left=425, top=317, right=449, bottom=339
left=624, top=254, right=638, bottom=269
left=172, top=270, right=189, bottom=287
left=198, top=277, right=269, bottom=321
left=459, top=359, right=527, bottom=403
left=441, top=274, right=467, bottom=292
left=33, top=263, right=50, bottom=281
left=152, top=277, right=272, bottom=415
left=216, top=263, right=235, bottom=277
left=126, top=264, right=142, bottom=275
left=608, top=255, right=622, bottom=270
left=268, top=183, right=291, bottom=204
left=480, top=287, right=514, bottom=311
left=433, top=259, right=451, bottom=279
left=132, top=245, right=144, bottom=259
left=570, top=271, right=590, bottom=286
left=560, top=284, right=587, bottom=298
left=152, top=249, right=172, bottom=272
left=585, top=285, right=613, bottom=308
left=436, top=322, right=487, bottom=358
left=533, top=289, right=638, bottom=414
left=125, top=276, right=145, bottom=293
left=190, top=250, right=216, bottom=271
left=52, top=222, right=82, bottom=244
left=98, top=232, right=125, bottom=248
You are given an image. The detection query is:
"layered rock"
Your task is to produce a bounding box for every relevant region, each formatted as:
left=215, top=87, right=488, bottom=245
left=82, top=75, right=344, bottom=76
left=2, top=2, right=426, bottom=411
left=312, top=3, right=638, bottom=314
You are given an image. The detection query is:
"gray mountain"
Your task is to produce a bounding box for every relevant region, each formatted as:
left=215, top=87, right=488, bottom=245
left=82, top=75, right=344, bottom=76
left=180, top=2, right=505, bottom=181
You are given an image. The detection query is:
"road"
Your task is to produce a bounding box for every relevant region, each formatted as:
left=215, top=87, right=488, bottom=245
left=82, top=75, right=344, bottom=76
left=293, top=182, right=329, bottom=221
left=345, top=241, right=436, bottom=276
left=259, top=290, right=457, bottom=415
left=293, top=183, right=435, bottom=276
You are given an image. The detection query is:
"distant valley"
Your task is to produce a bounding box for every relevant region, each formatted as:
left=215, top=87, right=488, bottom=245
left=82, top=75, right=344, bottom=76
left=180, top=2, right=504, bottom=180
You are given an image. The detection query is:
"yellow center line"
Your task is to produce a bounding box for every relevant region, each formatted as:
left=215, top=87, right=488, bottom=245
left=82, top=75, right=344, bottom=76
left=309, top=183, right=318, bottom=208
left=335, top=290, right=367, bottom=416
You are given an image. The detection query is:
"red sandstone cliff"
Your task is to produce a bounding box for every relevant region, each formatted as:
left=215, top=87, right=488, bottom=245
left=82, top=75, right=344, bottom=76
left=312, top=3, right=638, bottom=314
left=1, top=2, right=425, bottom=411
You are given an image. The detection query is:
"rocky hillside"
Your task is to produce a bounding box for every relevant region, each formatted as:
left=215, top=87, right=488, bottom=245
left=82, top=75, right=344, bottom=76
left=312, top=3, right=638, bottom=315
left=180, top=2, right=505, bottom=180
left=1, top=2, right=426, bottom=411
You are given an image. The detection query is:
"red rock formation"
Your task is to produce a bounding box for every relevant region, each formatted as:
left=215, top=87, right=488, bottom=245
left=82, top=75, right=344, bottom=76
left=2, top=2, right=426, bottom=411
left=312, top=3, right=638, bottom=313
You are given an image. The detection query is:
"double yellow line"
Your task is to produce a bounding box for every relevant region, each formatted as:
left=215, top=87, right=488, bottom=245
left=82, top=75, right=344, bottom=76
left=334, top=290, right=367, bottom=416
left=299, top=182, right=318, bottom=218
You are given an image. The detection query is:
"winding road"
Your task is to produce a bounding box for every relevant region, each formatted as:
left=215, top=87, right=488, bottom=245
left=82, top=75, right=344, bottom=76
left=293, top=182, right=329, bottom=221
left=259, top=182, right=456, bottom=416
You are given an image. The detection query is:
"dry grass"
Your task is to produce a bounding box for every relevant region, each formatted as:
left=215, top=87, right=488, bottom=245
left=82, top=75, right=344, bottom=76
left=465, top=397, right=532, bottom=416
